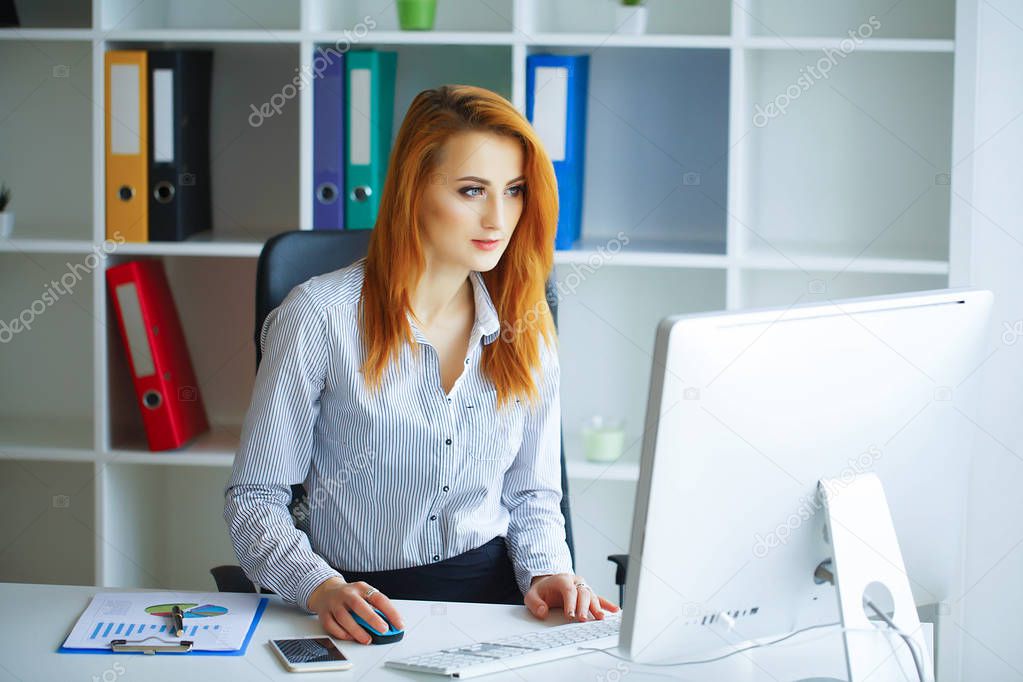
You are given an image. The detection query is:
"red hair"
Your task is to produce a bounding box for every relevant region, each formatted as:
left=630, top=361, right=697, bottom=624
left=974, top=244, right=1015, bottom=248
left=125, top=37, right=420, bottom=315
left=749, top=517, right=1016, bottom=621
left=359, top=84, right=559, bottom=410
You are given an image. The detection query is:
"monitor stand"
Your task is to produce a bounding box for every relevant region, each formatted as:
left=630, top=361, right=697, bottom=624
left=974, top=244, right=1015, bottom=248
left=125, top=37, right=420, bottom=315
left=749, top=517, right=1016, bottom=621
left=816, top=473, right=933, bottom=682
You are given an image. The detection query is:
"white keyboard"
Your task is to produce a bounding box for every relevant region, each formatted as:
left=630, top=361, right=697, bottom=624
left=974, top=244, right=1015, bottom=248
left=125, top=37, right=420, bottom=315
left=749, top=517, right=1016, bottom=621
left=385, top=611, right=621, bottom=678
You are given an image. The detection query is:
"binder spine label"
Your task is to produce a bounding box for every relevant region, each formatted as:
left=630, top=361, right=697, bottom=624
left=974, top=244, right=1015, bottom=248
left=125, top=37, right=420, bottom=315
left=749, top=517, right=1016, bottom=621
left=349, top=68, right=371, bottom=165
left=114, top=283, right=155, bottom=377
left=152, top=69, right=175, bottom=163
left=110, top=65, right=142, bottom=155
left=533, top=66, right=568, bottom=162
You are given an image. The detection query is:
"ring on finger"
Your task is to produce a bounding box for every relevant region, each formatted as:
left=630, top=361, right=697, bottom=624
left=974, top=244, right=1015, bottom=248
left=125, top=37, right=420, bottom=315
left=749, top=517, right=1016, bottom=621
left=363, top=587, right=379, bottom=601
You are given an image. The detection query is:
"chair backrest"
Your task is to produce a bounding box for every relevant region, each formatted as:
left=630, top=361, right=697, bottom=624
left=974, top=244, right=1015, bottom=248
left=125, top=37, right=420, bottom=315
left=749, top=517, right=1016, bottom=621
left=255, top=229, right=374, bottom=367
left=254, top=230, right=575, bottom=567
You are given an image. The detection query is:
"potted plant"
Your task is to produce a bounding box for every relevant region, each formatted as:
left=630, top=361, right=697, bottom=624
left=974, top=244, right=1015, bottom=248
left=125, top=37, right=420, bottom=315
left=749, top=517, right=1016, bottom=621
left=397, top=0, right=437, bottom=30
left=0, top=184, right=11, bottom=238
left=616, top=0, right=648, bottom=35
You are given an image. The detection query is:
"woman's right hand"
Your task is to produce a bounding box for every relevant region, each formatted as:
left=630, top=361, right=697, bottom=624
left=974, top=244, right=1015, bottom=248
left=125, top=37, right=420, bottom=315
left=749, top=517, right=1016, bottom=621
left=306, top=577, right=405, bottom=645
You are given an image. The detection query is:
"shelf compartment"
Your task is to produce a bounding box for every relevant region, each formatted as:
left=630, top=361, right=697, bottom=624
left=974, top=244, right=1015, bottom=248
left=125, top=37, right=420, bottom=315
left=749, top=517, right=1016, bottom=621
left=101, top=0, right=300, bottom=31
left=530, top=45, right=730, bottom=254
left=745, top=0, right=955, bottom=40
left=101, top=462, right=237, bottom=589
left=527, top=0, right=730, bottom=36
left=554, top=265, right=727, bottom=474
left=738, top=269, right=947, bottom=310
left=0, top=253, right=95, bottom=451
left=105, top=255, right=256, bottom=453
left=566, top=478, right=638, bottom=602
left=348, top=42, right=513, bottom=135
left=307, top=0, right=515, bottom=33
left=737, top=49, right=954, bottom=262
left=101, top=41, right=301, bottom=243
left=5, top=0, right=92, bottom=29
left=0, top=460, right=95, bottom=585
left=0, top=40, right=93, bottom=241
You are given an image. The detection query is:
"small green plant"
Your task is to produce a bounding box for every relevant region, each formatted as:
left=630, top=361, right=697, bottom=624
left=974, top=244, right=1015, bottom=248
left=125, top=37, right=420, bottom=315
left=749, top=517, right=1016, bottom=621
left=0, top=184, right=9, bottom=212
left=621, top=0, right=644, bottom=5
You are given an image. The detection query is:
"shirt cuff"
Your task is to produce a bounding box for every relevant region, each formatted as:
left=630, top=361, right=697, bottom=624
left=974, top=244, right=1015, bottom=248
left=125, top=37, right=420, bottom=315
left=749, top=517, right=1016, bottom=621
left=296, top=565, right=345, bottom=614
left=515, top=556, right=575, bottom=595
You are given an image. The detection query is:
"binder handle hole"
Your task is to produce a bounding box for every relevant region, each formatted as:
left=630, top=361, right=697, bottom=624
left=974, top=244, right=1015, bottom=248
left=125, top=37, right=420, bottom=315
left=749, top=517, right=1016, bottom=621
left=118, top=185, right=135, bottom=202
left=316, top=182, right=338, bottom=204
left=352, top=186, right=372, bottom=202
left=154, top=181, right=175, bottom=204
left=142, top=390, right=163, bottom=410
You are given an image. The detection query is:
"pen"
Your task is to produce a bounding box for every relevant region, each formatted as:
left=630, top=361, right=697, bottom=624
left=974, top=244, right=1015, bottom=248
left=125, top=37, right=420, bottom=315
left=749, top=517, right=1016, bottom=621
left=171, top=605, right=185, bottom=637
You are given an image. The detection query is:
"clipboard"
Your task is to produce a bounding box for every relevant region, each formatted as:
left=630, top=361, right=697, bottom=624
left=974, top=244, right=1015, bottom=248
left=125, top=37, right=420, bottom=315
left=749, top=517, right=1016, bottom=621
left=58, top=595, right=269, bottom=656
left=110, top=637, right=195, bottom=654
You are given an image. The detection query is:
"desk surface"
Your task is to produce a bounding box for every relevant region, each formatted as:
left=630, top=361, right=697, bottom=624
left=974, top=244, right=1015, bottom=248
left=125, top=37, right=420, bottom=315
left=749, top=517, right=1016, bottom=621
left=0, top=582, right=857, bottom=681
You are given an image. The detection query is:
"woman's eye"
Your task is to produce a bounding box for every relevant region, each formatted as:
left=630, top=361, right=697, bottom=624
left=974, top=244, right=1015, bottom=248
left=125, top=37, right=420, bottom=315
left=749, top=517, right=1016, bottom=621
left=459, top=185, right=526, bottom=198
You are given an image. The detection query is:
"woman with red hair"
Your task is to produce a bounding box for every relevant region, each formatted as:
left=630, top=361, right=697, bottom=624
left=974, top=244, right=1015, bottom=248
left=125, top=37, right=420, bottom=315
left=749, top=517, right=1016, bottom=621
left=225, top=84, right=617, bottom=645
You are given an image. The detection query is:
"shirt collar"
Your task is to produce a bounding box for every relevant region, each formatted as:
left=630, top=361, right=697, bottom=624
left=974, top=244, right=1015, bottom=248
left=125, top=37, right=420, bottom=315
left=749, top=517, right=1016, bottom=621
left=470, top=270, right=502, bottom=345
left=406, top=271, right=502, bottom=347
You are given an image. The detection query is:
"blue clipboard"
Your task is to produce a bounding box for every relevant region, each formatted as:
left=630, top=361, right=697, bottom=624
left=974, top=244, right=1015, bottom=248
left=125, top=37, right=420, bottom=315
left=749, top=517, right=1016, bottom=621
left=57, top=597, right=269, bottom=656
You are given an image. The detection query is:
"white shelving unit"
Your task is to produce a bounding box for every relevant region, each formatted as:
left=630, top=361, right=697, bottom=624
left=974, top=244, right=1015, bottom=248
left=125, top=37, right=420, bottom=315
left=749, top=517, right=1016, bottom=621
left=0, top=0, right=970, bottom=601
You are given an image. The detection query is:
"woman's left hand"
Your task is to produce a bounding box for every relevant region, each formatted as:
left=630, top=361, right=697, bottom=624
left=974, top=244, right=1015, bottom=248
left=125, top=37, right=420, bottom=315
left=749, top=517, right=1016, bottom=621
left=525, top=573, right=620, bottom=622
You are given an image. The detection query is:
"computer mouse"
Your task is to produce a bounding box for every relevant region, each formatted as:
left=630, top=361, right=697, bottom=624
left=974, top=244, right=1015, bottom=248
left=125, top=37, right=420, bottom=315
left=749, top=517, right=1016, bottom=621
left=348, top=607, right=404, bottom=644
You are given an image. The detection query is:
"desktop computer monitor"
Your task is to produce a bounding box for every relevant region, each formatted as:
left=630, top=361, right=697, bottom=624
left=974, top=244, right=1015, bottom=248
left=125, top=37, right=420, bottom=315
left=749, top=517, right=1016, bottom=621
left=619, top=288, right=992, bottom=675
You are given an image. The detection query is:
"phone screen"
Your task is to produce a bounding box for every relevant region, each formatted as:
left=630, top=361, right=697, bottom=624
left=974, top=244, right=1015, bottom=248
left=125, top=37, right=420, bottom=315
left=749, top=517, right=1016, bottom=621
left=274, top=637, right=348, bottom=664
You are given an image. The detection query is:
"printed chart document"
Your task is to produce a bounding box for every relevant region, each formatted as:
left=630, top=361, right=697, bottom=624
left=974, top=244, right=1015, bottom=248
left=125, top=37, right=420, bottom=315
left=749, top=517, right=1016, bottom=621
left=60, top=592, right=268, bottom=655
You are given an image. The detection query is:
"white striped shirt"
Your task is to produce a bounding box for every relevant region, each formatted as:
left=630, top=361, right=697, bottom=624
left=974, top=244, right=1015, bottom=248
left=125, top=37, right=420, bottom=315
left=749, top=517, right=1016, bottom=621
left=224, top=257, right=572, bottom=613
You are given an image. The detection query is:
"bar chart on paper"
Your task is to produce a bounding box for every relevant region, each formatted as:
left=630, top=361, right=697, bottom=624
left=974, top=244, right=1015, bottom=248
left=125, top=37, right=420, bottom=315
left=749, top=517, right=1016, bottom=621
left=89, top=601, right=226, bottom=640
left=60, top=592, right=267, bottom=653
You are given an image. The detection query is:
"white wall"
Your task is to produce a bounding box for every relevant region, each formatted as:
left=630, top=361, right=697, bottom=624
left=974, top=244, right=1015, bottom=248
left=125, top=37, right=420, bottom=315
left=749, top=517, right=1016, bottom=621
left=960, top=0, right=1023, bottom=679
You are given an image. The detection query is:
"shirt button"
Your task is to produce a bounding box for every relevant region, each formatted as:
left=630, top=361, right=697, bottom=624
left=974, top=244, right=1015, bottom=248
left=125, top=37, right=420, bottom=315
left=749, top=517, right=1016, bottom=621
left=445, top=438, right=452, bottom=445
left=446, top=397, right=452, bottom=403
left=430, top=515, right=437, bottom=521
left=442, top=485, right=449, bottom=492
left=433, top=554, right=440, bottom=562
left=464, top=358, right=469, bottom=365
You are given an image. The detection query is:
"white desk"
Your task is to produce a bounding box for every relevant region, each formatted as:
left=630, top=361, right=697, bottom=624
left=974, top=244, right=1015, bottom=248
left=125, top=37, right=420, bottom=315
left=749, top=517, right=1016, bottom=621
left=1, top=582, right=878, bottom=681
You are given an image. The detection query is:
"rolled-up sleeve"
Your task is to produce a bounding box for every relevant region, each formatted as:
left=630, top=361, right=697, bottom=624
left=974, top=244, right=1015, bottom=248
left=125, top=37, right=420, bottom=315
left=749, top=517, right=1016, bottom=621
left=223, top=283, right=342, bottom=613
left=501, top=338, right=574, bottom=594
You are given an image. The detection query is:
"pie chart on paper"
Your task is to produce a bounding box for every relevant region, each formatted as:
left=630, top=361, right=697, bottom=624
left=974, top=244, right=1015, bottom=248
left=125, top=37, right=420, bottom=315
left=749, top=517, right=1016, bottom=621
left=145, top=603, right=229, bottom=618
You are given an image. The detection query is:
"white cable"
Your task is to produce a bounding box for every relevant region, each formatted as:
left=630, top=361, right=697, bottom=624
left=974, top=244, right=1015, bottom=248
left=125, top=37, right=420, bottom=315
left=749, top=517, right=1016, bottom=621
left=863, top=597, right=924, bottom=682
left=578, top=621, right=841, bottom=667
left=579, top=619, right=923, bottom=676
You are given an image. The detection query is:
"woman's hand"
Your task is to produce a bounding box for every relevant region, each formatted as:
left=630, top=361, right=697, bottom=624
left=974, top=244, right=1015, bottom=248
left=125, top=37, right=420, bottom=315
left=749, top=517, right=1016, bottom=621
left=306, top=577, right=405, bottom=645
left=524, top=573, right=620, bottom=622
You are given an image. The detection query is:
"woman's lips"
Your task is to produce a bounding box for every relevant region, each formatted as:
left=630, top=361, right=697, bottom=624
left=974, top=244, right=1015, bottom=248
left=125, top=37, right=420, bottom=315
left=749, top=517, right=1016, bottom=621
left=472, top=239, right=501, bottom=251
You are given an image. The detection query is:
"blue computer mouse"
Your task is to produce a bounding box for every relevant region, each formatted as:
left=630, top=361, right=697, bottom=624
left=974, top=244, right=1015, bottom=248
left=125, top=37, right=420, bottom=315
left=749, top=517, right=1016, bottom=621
left=349, top=607, right=404, bottom=644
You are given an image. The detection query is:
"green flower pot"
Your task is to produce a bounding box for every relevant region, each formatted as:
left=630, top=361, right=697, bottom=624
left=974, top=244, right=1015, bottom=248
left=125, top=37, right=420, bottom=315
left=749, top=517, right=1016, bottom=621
left=397, top=0, right=437, bottom=30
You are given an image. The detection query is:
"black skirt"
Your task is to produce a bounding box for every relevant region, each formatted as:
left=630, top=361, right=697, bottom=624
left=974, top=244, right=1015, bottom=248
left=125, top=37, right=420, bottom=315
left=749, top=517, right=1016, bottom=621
left=337, top=536, right=523, bottom=605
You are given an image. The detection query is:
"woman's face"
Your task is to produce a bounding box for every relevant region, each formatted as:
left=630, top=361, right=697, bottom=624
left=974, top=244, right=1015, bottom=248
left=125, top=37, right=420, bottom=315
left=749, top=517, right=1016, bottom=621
left=418, top=130, right=526, bottom=274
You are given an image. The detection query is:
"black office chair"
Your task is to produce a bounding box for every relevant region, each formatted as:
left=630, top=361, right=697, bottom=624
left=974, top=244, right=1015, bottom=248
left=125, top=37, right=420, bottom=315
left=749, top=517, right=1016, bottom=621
left=212, top=229, right=576, bottom=594
left=607, top=554, right=628, bottom=606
